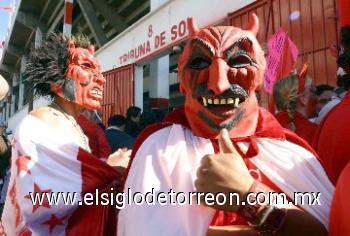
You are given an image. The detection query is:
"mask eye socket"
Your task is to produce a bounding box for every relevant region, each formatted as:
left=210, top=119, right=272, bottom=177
left=188, top=57, right=212, bottom=70
left=227, top=54, right=252, bottom=68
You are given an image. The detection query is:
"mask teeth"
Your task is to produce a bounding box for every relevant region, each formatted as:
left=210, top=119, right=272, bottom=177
left=234, top=98, right=240, bottom=107
left=201, top=97, right=244, bottom=107
left=202, top=97, right=207, bottom=107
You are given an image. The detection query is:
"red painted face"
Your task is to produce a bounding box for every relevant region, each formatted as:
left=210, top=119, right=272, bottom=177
left=51, top=42, right=105, bottom=110
left=178, top=14, right=266, bottom=139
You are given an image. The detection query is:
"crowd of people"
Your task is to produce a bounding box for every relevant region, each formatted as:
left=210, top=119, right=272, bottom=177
left=0, top=13, right=348, bottom=235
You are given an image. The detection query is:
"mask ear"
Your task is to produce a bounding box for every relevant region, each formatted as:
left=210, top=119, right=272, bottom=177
left=187, top=17, right=199, bottom=36
left=88, top=45, right=95, bottom=54
left=244, top=13, right=259, bottom=36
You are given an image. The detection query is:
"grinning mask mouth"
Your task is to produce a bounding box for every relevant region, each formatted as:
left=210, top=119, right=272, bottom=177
left=196, top=84, right=249, bottom=116
left=194, top=84, right=249, bottom=121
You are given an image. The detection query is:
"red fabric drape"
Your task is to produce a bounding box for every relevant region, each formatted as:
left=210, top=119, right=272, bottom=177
left=338, top=0, right=350, bottom=27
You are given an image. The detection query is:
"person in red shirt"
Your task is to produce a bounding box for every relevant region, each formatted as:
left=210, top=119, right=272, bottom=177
left=313, top=90, right=350, bottom=185
left=273, top=72, right=318, bottom=145
left=78, top=109, right=112, bottom=159
left=313, top=25, right=350, bottom=185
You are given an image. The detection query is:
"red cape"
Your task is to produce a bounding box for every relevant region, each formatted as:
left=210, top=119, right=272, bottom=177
left=329, top=161, right=350, bottom=235
left=123, top=107, right=318, bottom=226
left=313, top=92, right=350, bottom=185
left=128, top=107, right=316, bottom=162
left=67, top=148, right=120, bottom=235
left=77, top=115, right=111, bottom=159
left=274, top=111, right=318, bottom=145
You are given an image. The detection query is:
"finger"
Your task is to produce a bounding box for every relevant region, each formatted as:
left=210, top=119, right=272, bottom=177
left=122, top=155, right=130, bottom=160
left=200, top=154, right=212, bottom=167
left=196, top=167, right=201, bottom=178
left=112, top=149, right=122, bottom=156
left=124, top=150, right=132, bottom=157
left=194, top=179, right=205, bottom=192
left=196, top=166, right=208, bottom=178
left=218, top=129, right=238, bottom=154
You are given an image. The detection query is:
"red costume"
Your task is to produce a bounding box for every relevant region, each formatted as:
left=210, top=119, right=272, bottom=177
left=1, top=34, right=119, bottom=235
left=119, top=15, right=333, bottom=235
left=77, top=115, right=111, bottom=159
left=313, top=91, right=350, bottom=185
left=274, top=111, right=317, bottom=145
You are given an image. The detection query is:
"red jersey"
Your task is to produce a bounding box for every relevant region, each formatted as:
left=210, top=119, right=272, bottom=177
left=313, top=92, right=350, bottom=185
left=329, top=161, right=350, bottom=235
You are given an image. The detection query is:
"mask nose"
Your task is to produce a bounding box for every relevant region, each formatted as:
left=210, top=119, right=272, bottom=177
left=208, top=58, right=231, bottom=95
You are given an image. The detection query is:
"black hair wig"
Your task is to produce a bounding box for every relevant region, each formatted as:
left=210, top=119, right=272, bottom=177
left=23, top=33, right=91, bottom=98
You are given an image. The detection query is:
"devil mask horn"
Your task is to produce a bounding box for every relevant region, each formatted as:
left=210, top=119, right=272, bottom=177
left=244, top=13, right=259, bottom=36
left=187, top=17, right=200, bottom=36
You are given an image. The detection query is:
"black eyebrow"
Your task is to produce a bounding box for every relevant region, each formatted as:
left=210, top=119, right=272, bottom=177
left=190, top=38, right=215, bottom=56
left=224, top=37, right=253, bottom=58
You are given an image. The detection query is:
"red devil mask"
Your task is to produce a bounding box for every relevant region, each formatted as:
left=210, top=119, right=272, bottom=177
left=178, top=14, right=266, bottom=139
left=51, top=41, right=105, bottom=110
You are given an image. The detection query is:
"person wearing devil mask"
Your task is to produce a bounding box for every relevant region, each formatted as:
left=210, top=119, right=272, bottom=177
left=119, top=15, right=332, bottom=235
left=0, top=33, right=130, bottom=235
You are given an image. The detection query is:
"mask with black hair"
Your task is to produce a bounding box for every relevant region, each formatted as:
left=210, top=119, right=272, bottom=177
left=24, top=33, right=105, bottom=110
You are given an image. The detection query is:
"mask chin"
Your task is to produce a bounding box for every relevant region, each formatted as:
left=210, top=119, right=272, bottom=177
left=74, top=89, right=102, bottom=110
left=185, top=92, right=258, bottom=139
left=81, top=99, right=101, bottom=110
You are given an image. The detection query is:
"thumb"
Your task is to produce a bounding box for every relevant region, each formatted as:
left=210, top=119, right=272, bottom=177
left=218, top=129, right=238, bottom=154
left=124, top=149, right=132, bottom=157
